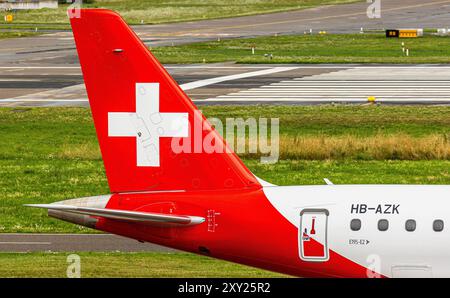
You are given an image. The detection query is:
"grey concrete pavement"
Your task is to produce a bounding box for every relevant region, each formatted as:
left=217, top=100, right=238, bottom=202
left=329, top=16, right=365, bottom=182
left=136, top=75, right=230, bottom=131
left=1, top=64, right=450, bottom=106
left=0, top=233, right=178, bottom=252
left=0, top=0, right=449, bottom=67
left=0, top=0, right=449, bottom=106
left=205, top=65, right=450, bottom=104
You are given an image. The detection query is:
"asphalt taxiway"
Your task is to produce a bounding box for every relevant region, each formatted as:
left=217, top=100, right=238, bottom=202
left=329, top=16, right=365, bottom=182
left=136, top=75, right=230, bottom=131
left=0, top=233, right=178, bottom=252
left=1, top=64, right=450, bottom=106
left=1, top=0, right=449, bottom=106
left=0, top=0, right=449, bottom=67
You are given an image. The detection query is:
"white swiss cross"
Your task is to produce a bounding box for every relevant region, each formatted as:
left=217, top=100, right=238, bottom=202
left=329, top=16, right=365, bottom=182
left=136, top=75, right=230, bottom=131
left=108, top=83, right=188, bottom=167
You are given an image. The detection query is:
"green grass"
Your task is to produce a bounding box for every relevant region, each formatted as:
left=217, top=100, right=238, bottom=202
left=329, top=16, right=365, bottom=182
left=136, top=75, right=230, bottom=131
left=206, top=105, right=450, bottom=137
left=0, top=0, right=359, bottom=25
left=0, top=24, right=70, bottom=31
left=152, top=34, right=450, bottom=64
left=248, top=160, right=450, bottom=185
left=0, top=106, right=449, bottom=233
left=0, top=252, right=285, bottom=277
left=0, top=31, right=38, bottom=39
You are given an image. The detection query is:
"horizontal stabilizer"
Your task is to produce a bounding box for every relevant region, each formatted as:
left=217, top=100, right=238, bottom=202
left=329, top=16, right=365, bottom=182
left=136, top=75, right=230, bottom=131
left=24, top=204, right=205, bottom=226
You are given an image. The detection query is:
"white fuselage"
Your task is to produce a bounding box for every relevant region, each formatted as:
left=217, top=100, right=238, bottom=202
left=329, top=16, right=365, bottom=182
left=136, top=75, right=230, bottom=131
left=264, top=184, right=450, bottom=277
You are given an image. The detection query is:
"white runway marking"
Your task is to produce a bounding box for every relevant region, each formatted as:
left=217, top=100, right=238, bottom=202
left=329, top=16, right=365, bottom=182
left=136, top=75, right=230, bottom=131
left=2, top=65, right=450, bottom=70
left=0, top=66, right=272, bottom=70
left=2, top=66, right=450, bottom=105
left=0, top=79, right=41, bottom=82
left=179, top=67, right=298, bottom=90
left=4, top=68, right=25, bottom=73
left=204, top=67, right=450, bottom=103
left=0, top=67, right=298, bottom=104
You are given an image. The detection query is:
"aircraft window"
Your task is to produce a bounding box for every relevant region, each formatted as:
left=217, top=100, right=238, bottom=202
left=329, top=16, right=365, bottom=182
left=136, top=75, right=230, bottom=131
left=350, top=219, right=361, bottom=231
left=405, top=219, right=416, bottom=232
left=378, top=219, right=389, bottom=231
left=433, top=220, right=444, bottom=232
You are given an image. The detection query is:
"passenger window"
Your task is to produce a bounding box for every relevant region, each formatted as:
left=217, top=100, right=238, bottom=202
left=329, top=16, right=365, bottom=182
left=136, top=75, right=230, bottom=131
left=378, top=219, right=389, bottom=231
left=350, top=219, right=361, bottom=231
left=433, top=220, right=444, bottom=232
left=405, top=219, right=416, bottom=232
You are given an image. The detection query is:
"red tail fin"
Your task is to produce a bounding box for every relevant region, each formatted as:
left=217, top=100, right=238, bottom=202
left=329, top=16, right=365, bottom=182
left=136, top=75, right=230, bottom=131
left=70, top=9, right=259, bottom=193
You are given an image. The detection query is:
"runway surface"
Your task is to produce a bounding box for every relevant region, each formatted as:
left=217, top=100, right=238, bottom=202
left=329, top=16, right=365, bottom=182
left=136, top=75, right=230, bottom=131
left=206, top=65, right=450, bottom=104
left=0, top=0, right=449, bottom=106
left=0, top=234, right=178, bottom=252
left=1, top=64, right=450, bottom=106
left=0, top=0, right=449, bottom=67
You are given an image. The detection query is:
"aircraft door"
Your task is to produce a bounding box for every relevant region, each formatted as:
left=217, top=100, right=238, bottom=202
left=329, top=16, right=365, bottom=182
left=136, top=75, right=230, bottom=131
left=299, top=209, right=329, bottom=262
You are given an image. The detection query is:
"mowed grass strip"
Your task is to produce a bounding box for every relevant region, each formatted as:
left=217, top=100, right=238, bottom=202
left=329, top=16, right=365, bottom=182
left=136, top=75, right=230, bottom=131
left=1, top=0, right=359, bottom=25
left=0, top=106, right=449, bottom=233
left=248, top=160, right=450, bottom=186
left=0, top=252, right=286, bottom=277
left=0, top=32, right=38, bottom=39
left=153, top=34, right=450, bottom=64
